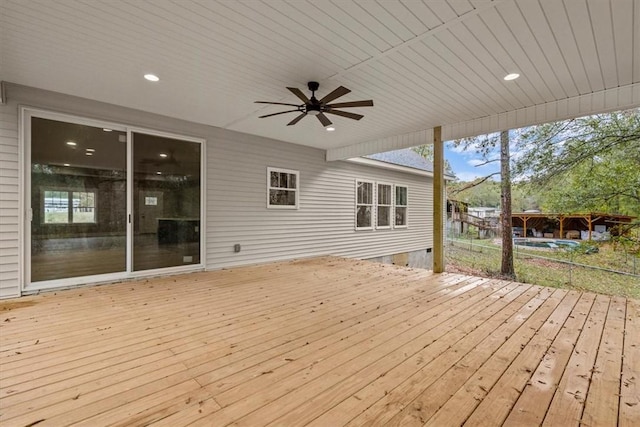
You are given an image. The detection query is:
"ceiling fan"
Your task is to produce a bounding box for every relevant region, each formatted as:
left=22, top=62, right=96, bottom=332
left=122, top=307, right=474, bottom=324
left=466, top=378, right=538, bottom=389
left=255, top=81, right=374, bottom=127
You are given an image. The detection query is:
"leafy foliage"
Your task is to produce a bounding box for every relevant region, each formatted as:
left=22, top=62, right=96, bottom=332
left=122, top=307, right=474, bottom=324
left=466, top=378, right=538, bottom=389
left=448, top=179, right=542, bottom=212
left=449, top=109, right=640, bottom=217
left=515, top=110, right=640, bottom=215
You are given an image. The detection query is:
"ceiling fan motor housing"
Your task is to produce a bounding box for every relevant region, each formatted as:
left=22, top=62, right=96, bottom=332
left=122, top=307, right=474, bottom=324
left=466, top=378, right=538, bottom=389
left=306, top=103, right=322, bottom=115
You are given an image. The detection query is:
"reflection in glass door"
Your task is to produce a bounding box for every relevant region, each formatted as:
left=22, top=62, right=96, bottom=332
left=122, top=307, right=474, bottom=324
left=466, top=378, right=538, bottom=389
left=132, top=132, right=201, bottom=271
left=30, top=117, right=127, bottom=282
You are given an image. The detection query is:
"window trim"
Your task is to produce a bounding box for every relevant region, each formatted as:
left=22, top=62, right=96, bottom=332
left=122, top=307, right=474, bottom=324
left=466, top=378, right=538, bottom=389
left=375, top=182, right=393, bottom=230
left=355, top=179, right=375, bottom=230
left=394, top=184, right=408, bottom=228
left=42, top=187, right=97, bottom=225
left=267, top=167, right=299, bottom=210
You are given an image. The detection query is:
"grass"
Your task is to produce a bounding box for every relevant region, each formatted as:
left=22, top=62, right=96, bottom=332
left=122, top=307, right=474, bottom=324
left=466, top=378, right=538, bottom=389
left=446, top=239, right=640, bottom=299
left=44, top=211, right=95, bottom=224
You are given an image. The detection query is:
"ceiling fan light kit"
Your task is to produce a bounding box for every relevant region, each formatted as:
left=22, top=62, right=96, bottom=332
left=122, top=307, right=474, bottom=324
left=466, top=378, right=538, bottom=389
left=256, top=81, right=373, bottom=127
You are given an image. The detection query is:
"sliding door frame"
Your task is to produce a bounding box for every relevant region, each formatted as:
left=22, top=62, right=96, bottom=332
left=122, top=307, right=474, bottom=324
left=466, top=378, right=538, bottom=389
left=21, top=107, right=206, bottom=292
left=127, top=127, right=206, bottom=278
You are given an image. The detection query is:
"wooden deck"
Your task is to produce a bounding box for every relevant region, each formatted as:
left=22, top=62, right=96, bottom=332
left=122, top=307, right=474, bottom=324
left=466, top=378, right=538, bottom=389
left=1, top=257, right=638, bottom=426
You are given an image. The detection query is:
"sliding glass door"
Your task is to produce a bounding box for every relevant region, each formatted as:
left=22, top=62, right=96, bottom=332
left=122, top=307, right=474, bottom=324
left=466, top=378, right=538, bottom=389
left=27, top=111, right=203, bottom=288
left=132, top=132, right=201, bottom=271
left=30, top=117, right=127, bottom=282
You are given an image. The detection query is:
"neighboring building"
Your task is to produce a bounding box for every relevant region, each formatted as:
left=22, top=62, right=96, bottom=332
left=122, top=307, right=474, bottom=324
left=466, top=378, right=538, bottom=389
left=447, top=202, right=499, bottom=238
left=468, top=207, right=499, bottom=219
left=447, top=199, right=470, bottom=235
left=511, top=212, right=636, bottom=240
left=0, top=88, right=438, bottom=297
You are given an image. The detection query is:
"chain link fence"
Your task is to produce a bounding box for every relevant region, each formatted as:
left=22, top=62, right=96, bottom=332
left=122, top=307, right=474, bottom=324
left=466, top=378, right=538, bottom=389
left=445, top=234, right=640, bottom=298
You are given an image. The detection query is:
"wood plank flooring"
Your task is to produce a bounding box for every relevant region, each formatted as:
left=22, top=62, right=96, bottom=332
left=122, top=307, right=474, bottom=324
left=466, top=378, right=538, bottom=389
left=0, top=257, right=638, bottom=426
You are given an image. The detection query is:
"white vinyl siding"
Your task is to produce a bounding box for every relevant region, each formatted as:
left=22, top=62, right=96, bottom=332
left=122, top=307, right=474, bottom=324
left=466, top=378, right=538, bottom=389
left=0, top=101, right=20, bottom=298
left=208, top=141, right=431, bottom=269
left=2, top=85, right=433, bottom=295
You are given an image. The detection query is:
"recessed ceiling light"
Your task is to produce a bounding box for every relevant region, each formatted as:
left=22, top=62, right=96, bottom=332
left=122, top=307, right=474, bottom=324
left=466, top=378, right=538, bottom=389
left=103, top=128, right=112, bottom=132
left=144, top=74, right=160, bottom=82
left=156, top=171, right=162, bottom=175
left=85, top=152, right=93, bottom=156
left=63, top=163, right=70, bottom=167
left=159, top=153, right=168, bottom=158
left=326, top=126, right=336, bottom=132
left=86, top=148, right=95, bottom=152
left=66, top=141, right=76, bottom=146
left=504, top=73, right=520, bottom=81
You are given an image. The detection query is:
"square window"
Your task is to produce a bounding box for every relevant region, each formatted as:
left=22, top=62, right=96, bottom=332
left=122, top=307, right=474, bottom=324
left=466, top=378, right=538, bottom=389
left=72, top=191, right=96, bottom=223
left=267, top=167, right=299, bottom=209
left=44, top=190, right=69, bottom=224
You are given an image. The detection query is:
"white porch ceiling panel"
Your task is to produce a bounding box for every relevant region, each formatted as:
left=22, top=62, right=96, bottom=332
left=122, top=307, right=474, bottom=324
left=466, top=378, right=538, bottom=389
left=1, top=0, right=639, bottom=159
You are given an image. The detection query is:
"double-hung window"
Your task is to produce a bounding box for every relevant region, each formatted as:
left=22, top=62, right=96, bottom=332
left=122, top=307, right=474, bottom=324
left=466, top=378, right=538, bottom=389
left=394, top=185, right=408, bottom=227
left=267, top=167, right=299, bottom=209
left=376, top=183, right=392, bottom=229
left=355, top=180, right=374, bottom=229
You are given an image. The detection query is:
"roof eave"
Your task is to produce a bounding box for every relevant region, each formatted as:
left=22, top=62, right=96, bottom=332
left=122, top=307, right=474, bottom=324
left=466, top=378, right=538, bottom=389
left=345, top=157, right=456, bottom=180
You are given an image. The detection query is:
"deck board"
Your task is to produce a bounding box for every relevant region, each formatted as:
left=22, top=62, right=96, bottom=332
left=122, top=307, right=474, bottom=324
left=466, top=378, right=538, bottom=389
left=422, top=288, right=569, bottom=427
left=0, top=256, right=637, bottom=426
left=542, top=294, right=611, bottom=427
left=502, top=292, right=596, bottom=426
left=619, top=297, right=640, bottom=427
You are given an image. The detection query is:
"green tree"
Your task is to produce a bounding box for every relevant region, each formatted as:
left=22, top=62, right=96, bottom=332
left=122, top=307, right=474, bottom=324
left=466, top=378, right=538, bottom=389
left=515, top=109, right=640, bottom=216
left=449, top=179, right=541, bottom=211
left=448, top=179, right=501, bottom=207
left=500, top=130, right=515, bottom=278
left=450, top=130, right=517, bottom=278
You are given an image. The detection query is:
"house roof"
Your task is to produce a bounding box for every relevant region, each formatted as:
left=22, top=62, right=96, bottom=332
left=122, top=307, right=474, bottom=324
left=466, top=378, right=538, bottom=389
left=365, top=149, right=434, bottom=173
left=2, top=1, right=639, bottom=160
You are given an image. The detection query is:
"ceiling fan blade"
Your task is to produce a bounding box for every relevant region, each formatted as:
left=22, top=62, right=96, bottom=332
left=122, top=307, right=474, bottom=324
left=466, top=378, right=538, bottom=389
left=324, top=110, right=364, bottom=120
left=326, top=100, right=374, bottom=108
left=287, top=87, right=310, bottom=103
left=259, top=109, right=300, bottom=118
left=316, top=113, right=332, bottom=127
left=319, top=86, right=351, bottom=104
left=255, top=101, right=301, bottom=107
left=287, top=113, right=307, bottom=126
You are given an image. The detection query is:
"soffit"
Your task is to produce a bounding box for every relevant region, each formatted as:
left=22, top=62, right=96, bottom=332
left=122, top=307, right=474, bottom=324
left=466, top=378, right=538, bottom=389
left=1, top=0, right=638, bottom=156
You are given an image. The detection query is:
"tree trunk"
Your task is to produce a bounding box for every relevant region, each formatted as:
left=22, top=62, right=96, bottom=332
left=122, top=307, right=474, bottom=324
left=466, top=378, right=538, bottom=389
left=500, top=130, right=515, bottom=279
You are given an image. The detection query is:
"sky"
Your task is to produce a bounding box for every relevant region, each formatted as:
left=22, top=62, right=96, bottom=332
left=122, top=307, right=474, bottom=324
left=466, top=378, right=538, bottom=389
left=444, top=140, right=501, bottom=182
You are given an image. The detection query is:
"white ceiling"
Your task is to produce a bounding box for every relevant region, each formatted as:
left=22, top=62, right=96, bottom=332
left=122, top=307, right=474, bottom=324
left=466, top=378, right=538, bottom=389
left=2, top=0, right=639, bottom=158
